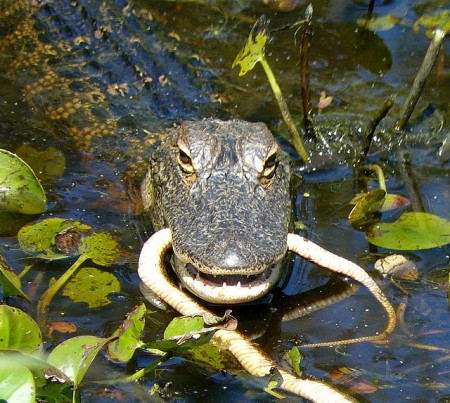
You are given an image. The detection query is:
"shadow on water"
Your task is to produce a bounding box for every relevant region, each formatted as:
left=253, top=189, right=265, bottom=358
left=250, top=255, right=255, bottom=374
left=0, top=0, right=449, bottom=401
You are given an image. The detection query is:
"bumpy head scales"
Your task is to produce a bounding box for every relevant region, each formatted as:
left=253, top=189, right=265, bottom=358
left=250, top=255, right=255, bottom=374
left=142, top=119, right=291, bottom=303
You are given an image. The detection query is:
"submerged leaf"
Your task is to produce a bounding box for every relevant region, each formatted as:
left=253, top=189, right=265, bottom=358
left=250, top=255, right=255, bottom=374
left=15, top=144, right=66, bottom=184
left=0, top=149, right=46, bottom=214
left=62, top=267, right=120, bottom=308
left=0, top=305, right=42, bottom=354
left=357, top=14, right=402, bottom=31
left=367, top=212, right=450, bottom=250
left=414, top=10, right=450, bottom=33
left=232, top=16, right=269, bottom=76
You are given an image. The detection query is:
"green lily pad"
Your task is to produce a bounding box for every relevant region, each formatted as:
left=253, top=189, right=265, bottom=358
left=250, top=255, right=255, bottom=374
left=0, top=255, right=29, bottom=301
left=15, top=144, right=66, bottom=184
left=0, top=361, right=35, bottom=403
left=61, top=267, right=120, bottom=308
left=78, top=232, right=121, bottom=266
left=47, top=335, right=109, bottom=387
left=232, top=16, right=268, bottom=76
left=107, top=304, right=146, bottom=362
left=0, top=149, right=46, bottom=214
left=367, top=212, right=450, bottom=250
left=17, top=218, right=91, bottom=260
left=0, top=305, right=42, bottom=354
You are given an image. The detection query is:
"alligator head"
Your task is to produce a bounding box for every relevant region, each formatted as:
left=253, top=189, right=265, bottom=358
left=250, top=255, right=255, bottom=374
left=141, top=119, right=291, bottom=304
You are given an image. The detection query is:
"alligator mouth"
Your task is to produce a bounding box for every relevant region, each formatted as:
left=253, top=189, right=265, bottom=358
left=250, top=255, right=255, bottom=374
left=172, top=255, right=282, bottom=304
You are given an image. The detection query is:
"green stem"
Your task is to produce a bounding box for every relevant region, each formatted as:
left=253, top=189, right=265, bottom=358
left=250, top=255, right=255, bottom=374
left=37, top=254, right=88, bottom=315
left=366, top=164, right=386, bottom=191
left=259, top=57, right=309, bottom=163
left=18, top=264, right=33, bottom=279
left=101, top=353, right=170, bottom=385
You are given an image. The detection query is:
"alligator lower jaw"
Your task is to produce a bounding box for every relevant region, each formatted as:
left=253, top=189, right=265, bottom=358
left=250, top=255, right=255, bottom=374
left=172, top=256, right=282, bottom=304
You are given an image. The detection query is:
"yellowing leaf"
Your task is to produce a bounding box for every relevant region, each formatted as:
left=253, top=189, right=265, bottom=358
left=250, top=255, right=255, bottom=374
left=232, top=16, right=269, bottom=76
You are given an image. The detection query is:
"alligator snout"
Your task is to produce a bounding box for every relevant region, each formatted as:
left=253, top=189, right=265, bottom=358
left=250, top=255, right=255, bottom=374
left=142, top=119, right=292, bottom=303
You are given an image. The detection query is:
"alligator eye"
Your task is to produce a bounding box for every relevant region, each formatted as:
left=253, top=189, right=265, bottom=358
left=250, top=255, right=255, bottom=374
left=178, top=148, right=194, bottom=173
left=262, top=153, right=277, bottom=179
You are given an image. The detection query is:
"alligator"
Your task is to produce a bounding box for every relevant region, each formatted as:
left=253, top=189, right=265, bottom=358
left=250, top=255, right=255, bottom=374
left=141, top=118, right=292, bottom=304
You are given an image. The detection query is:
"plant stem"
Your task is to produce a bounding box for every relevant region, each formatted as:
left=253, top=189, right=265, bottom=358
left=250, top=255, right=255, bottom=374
left=394, top=29, right=446, bottom=133
left=366, top=164, right=386, bottom=191
left=110, top=353, right=170, bottom=384
left=358, top=96, right=395, bottom=163
left=299, top=4, right=316, bottom=141
left=259, top=57, right=309, bottom=163
left=37, top=254, right=88, bottom=316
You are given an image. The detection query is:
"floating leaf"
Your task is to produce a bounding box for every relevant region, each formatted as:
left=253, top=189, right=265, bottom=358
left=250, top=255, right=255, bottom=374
left=288, top=346, right=302, bottom=377
left=367, top=212, right=450, bottom=250
left=0, top=149, right=46, bottom=214
left=78, top=232, right=121, bottom=266
left=0, top=361, right=35, bottom=403
left=0, top=254, right=29, bottom=301
left=17, top=218, right=91, bottom=260
left=15, top=144, right=66, bottom=184
left=0, top=305, right=42, bottom=354
left=232, top=16, right=269, bottom=76
left=107, top=304, right=146, bottom=362
left=357, top=14, right=402, bottom=31
left=47, top=335, right=109, bottom=387
left=62, top=267, right=120, bottom=308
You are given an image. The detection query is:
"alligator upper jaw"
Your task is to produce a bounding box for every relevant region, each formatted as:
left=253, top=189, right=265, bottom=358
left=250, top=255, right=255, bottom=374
left=172, top=255, right=282, bottom=304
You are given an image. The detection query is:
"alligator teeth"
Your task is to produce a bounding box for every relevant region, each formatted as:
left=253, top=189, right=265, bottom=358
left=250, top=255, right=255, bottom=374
left=222, top=282, right=227, bottom=287
left=237, top=281, right=241, bottom=288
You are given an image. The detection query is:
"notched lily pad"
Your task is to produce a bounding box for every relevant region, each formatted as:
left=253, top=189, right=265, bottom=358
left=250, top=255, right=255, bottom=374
left=367, top=212, right=450, bottom=250
left=62, top=267, right=120, bottom=308
left=17, top=218, right=91, bottom=260
left=0, top=149, right=46, bottom=214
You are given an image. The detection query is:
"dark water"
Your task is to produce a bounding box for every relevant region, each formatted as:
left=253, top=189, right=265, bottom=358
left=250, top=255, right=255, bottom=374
left=0, top=0, right=449, bottom=401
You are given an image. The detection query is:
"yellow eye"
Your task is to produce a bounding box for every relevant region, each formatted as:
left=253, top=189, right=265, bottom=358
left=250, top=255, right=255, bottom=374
left=262, top=153, right=277, bottom=179
left=178, top=148, right=194, bottom=173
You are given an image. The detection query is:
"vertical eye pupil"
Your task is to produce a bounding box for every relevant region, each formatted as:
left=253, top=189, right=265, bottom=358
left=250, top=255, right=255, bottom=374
left=179, top=149, right=192, bottom=165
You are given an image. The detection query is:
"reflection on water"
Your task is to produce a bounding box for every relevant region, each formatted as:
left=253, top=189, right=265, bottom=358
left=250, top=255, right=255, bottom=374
left=0, top=0, right=448, bottom=401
